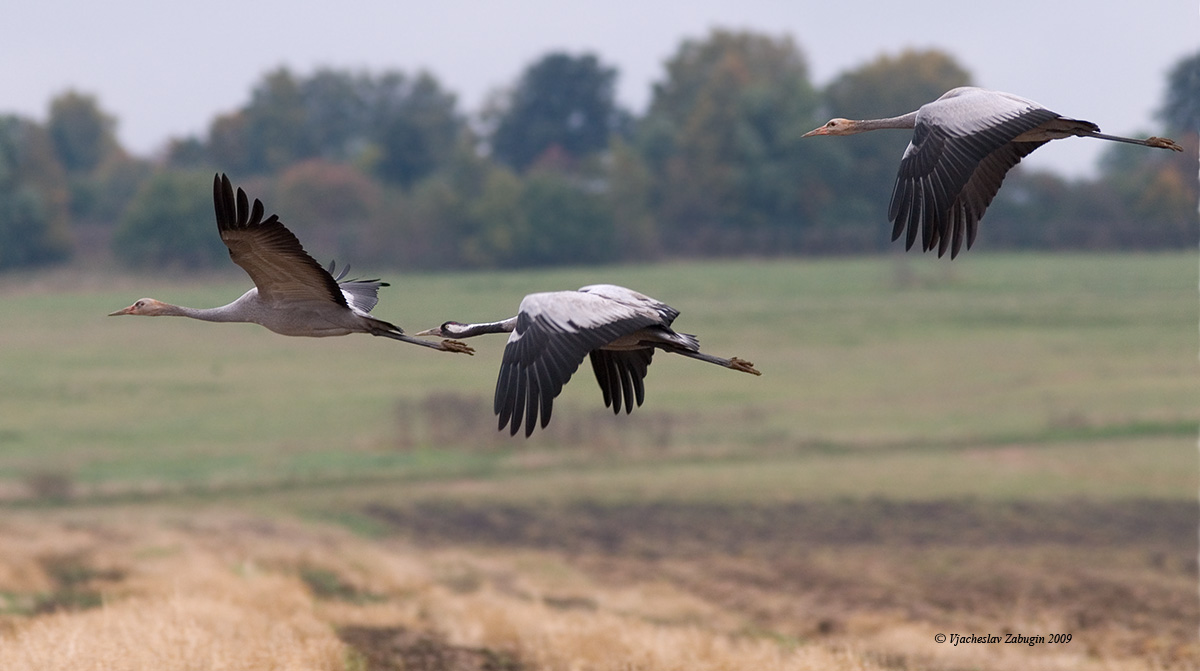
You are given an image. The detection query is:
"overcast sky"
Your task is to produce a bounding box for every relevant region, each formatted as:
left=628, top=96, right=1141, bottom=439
left=2, top=0, right=1195, bottom=177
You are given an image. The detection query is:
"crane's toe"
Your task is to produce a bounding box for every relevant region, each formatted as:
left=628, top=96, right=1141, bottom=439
left=442, top=339, right=475, bottom=355
left=1147, top=136, right=1184, bottom=151
left=729, top=357, right=761, bottom=376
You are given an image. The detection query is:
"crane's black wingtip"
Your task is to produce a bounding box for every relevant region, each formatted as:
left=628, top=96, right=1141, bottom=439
left=213, top=173, right=238, bottom=228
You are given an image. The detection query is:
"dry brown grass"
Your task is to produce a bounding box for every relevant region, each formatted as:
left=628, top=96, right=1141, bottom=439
left=0, top=512, right=894, bottom=671
left=0, top=508, right=1189, bottom=671
left=0, top=518, right=345, bottom=671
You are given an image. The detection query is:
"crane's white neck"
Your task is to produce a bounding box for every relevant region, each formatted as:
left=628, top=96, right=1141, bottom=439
left=447, top=317, right=519, bottom=338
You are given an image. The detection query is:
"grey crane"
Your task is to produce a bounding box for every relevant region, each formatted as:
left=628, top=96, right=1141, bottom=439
left=416, top=284, right=760, bottom=437
left=803, top=86, right=1183, bottom=258
left=109, top=173, right=473, bottom=355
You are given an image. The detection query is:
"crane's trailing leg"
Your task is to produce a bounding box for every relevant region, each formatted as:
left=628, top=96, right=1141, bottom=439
left=663, top=346, right=761, bottom=376
left=376, top=330, right=474, bottom=354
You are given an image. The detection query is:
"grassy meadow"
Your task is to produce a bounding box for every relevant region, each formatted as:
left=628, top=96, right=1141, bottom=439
left=0, top=252, right=1196, bottom=670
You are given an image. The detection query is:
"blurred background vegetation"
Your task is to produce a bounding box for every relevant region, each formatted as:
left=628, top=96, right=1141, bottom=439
left=1, top=30, right=1197, bottom=273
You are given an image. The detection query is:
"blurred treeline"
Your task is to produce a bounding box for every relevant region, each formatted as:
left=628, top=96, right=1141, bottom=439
left=2, top=30, right=1197, bottom=272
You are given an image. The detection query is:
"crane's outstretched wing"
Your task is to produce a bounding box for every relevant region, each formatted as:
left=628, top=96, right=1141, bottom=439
left=213, top=173, right=346, bottom=308
left=495, top=290, right=662, bottom=437
left=888, top=90, right=1059, bottom=258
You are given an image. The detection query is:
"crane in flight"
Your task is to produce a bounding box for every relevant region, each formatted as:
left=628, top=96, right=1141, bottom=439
left=109, top=173, right=474, bottom=355
left=416, top=284, right=761, bottom=437
left=803, top=86, right=1183, bottom=258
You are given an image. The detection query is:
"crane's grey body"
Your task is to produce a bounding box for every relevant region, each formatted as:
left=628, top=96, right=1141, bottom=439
left=417, top=284, right=759, bottom=437
left=805, top=86, right=1183, bottom=258
left=109, top=174, right=472, bottom=354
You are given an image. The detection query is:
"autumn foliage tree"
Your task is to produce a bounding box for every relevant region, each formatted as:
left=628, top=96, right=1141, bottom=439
left=638, top=30, right=826, bottom=253
left=275, top=160, right=385, bottom=264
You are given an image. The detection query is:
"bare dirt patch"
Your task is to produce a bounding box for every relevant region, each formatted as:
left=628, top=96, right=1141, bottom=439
left=339, top=625, right=523, bottom=671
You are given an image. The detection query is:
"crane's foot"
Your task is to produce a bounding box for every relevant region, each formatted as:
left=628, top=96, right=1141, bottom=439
left=728, top=357, right=761, bottom=376
left=1146, top=136, right=1184, bottom=151
left=441, top=339, right=475, bottom=355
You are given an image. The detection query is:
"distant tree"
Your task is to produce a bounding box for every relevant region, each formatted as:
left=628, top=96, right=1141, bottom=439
left=275, top=160, right=383, bottom=263
left=112, top=171, right=225, bottom=269
left=196, top=67, right=464, bottom=186
left=819, top=49, right=972, bottom=234
left=0, top=116, right=72, bottom=269
left=461, top=166, right=526, bottom=266
left=508, top=172, right=616, bottom=266
left=298, top=68, right=373, bottom=160
left=245, top=68, right=315, bottom=171
left=46, top=90, right=120, bottom=174
left=389, top=140, right=507, bottom=270
left=203, top=68, right=322, bottom=173
left=45, top=91, right=129, bottom=222
left=639, top=29, right=825, bottom=252
left=1090, top=139, right=1199, bottom=249
left=431, top=166, right=618, bottom=268
left=371, top=72, right=463, bottom=186
left=73, top=154, right=154, bottom=225
left=164, top=136, right=209, bottom=168
left=984, top=169, right=1079, bottom=249
left=606, top=139, right=659, bottom=259
left=1159, top=50, right=1200, bottom=134
left=206, top=111, right=254, bottom=174
left=489, top=52, right=628, bottom=171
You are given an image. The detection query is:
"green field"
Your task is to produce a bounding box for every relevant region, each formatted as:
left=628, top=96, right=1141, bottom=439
left=0, top=252, right=1193, bottom=507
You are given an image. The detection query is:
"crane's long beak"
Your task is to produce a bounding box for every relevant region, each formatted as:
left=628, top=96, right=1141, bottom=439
left=801, top=126, right=829, bottom=138
left=108, top=305, right=134, bottom=316
left=413, top=327, right=442, bottom=337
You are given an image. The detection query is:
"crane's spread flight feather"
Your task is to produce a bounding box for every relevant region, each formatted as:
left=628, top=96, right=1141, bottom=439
left=214, top=173, right=348, bottom=309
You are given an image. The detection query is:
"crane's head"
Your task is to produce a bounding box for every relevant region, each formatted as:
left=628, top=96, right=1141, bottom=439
left=802, top=118, right=858, bottom=137
left=414, top=321, right=468, bottom=338
left=108, top=298, right=169, bottom=316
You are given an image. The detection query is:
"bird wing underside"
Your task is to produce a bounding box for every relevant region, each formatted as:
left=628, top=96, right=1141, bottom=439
left=213, top=174, right=347, bottom=308
left=495, top=301, right=661, bottom=437
left=589, top=348, right=655, bottom=415
left=888, top=107, right=1060, bottom=258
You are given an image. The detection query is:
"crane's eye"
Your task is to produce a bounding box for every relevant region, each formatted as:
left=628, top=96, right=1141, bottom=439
left=135, top=300, right=144, bottom=308
left=826, top=120, right=836, bottom=127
